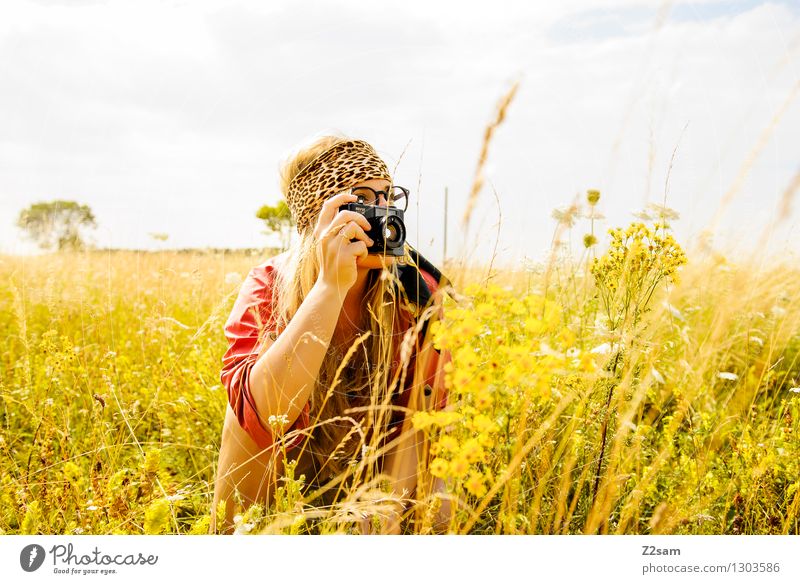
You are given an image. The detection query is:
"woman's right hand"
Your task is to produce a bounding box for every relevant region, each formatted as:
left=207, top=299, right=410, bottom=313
left=313, top=192, right=375, bottom=297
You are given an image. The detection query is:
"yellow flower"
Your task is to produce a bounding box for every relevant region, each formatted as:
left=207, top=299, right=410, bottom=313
left=556, top=327, right=576, bottom=348
left=464, top=283, right=483, bottom=297
left=430, top=411, right=462, bottom=427
left=430, top=458, right=449, bottom=478
left=579, top=353, right=598, bottom=372
left=454, top=346, right=479, bottom=370
left=462, top=438, right=484, bottom=464
left=504, top=364, right=523, bottom=386
left=471, top=414, right=496, bottom=434
left=450, top=455, right=469, bottom=477
left=474, top=389, right=493, bottom=410
left=452, top=369, right=472, bottom=390
left=486, top=284, right=509, bottom=300
left=438, top=435, right=459, bottom=453
left=476, top=303, right=496, bottom=319
left=465, top=471, right=487, bottom=498
left=411, top=411, right=434, bottom=431
left=524, top=318, right=545, bottom=335
left=456, top=317, right=481, bottom=338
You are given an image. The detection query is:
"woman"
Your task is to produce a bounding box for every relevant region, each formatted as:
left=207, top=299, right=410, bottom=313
left=211, top=135, right=452, bottom=534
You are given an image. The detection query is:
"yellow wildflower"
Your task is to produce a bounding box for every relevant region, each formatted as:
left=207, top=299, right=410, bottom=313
left=471, top=414, right=496, bottom=434
left=430, top=458, right=449, bottom=478
left=462, top=438, right=484, bottom=463
left=450, top=455, right=469, bottom=477
left=465, top=471, right=487, bottom=498
left=438, top=435, right=459, bottom=453
left=524, top=318, right=545, bottom=335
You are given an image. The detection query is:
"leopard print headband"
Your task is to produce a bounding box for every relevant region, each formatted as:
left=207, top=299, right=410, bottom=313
left=286, top=139, right=392, bottom=233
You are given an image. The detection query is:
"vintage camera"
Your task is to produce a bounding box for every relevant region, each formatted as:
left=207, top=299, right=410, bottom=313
left=338, top=200, right=406, bottom=256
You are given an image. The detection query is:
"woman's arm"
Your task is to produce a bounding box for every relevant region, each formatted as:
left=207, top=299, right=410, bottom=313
left=248, top=192, right=374, bottom=435
left=248, top=279, right=343, bottom=434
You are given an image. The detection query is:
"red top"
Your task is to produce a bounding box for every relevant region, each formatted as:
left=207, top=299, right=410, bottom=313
left=220, top=252, right=449, bottom=451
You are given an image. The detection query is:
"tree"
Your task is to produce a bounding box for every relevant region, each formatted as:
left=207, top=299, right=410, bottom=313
left=16, top=200, right=97, bottom=251
left=256, top=200, right=295, bottom=251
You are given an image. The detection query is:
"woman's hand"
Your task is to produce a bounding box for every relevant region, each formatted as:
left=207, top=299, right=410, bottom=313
left=313, top=192, right=375, bottom=298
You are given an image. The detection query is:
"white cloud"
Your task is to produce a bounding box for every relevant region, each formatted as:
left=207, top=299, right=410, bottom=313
left=1, top=0, right=798, bottom=267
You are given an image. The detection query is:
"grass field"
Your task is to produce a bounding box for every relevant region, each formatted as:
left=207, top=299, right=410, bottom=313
left=1, top=224, right=799, bottom=534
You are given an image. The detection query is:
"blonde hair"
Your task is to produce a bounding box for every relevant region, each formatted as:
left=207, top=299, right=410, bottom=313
left=274, top=133, right=410, bottom=479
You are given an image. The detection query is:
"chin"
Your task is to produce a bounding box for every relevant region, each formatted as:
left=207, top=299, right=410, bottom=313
left=356, top=254, right=397, bottom=270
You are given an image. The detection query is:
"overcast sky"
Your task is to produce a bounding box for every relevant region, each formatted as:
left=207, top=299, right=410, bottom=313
left=1, top=0, right=798, bottom=267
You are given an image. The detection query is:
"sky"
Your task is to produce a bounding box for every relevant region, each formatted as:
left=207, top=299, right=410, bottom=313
left=1, top=0, right=798, bottom=268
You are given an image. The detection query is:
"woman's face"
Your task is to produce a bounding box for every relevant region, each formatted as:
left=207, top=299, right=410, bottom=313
left=350, top=178, right=398, bottom=271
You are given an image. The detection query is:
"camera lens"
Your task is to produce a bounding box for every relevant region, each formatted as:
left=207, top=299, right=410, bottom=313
left=380, top=215, right=405, bottom=249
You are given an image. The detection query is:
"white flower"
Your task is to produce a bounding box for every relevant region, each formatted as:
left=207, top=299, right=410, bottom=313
left=789, top=387, right=800, bottom=393
left=166, top=494, right=185, bottom=502
left=717, top=372, right=739, bottom=381
left=267, top=414, right=290, bottom=428
left=232, top=513, right=254, bottom=535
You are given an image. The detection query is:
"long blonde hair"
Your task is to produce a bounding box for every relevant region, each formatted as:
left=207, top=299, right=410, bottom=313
left=274, top=133, right=411, bottom=479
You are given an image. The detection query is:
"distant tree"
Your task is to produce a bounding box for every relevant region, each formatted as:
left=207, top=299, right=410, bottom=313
left=16, top=200, right=97, bottom=251
left=256, top=200, right=294, bottom=251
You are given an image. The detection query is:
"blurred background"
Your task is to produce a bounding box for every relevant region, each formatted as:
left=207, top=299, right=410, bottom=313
left=1, top=0, right=798, bottom=267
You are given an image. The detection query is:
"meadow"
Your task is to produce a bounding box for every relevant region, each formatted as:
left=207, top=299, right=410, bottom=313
left=2, top=203, right=799, bottom=535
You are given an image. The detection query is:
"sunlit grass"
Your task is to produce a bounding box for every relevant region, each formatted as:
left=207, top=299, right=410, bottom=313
left=1, top=233, right=798, bottom=534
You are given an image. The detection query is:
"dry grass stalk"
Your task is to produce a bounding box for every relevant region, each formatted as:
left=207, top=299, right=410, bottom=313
left=461, top=80, right=519, bottom=231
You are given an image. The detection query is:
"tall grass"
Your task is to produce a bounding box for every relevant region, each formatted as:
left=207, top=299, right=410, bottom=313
left=1, top=233, right=798, bottom=533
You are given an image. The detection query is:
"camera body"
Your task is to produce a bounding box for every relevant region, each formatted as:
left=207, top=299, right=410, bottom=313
left=338, top=202, right=406, bottom=257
